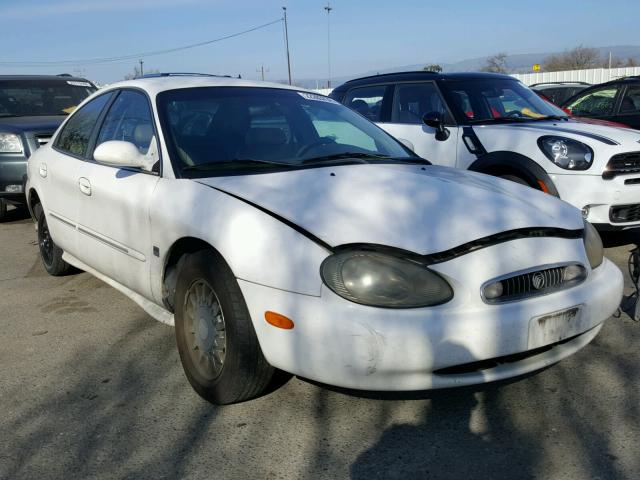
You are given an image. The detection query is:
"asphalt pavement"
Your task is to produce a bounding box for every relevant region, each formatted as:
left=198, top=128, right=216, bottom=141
left=1, top=206, right=639, bottom=480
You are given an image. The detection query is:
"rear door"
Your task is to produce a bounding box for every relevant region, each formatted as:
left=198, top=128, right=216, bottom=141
left=378, top=82, right=459, bottom=167
left=43, top=91, right=114, bottom=254
left=611, top=84, right=640, bottom=129
left=74, top=89, right=160, bottom=300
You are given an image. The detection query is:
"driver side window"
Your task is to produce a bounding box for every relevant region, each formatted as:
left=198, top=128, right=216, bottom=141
left=391, top=83, right=448, bottom=125
left=96, top=90, right=156, bottom=155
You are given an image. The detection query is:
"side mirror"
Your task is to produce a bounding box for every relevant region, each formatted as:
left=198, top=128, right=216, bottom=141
left=93, top=140, right=156, bottom=171
left=422, top=113, right=450, bottom=141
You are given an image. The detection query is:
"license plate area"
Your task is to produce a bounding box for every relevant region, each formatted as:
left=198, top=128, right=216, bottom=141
left=528, top=305, right=587, bottom=349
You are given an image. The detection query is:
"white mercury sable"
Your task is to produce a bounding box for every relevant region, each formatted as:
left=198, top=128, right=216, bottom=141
left=26, top=74, right=623, bottom=404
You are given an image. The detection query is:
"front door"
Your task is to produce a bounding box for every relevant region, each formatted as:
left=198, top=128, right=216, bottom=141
left=380, top=82, right=459, bottom=167
left=74, top=89, right=160, bottom=300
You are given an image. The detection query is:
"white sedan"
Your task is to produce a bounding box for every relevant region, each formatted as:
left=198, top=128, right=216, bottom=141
left=26, top=74, right=623, bottom=404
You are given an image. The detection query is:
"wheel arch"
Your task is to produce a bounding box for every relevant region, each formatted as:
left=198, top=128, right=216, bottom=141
left=468, top=151, right=560, bottom=197
left=161, top=236, right=221, bottom=312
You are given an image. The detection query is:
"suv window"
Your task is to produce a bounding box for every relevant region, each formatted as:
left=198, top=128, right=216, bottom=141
left=54, top=92, right=113, bottom=157
left=343, top=85, right=387, bottom=122
left=566, top=86, right=619, bottom=116
left=392, top=83, right=448, bottom=124
left=619, top=85, right=640, bottom=115
left=96, top=90, right=155, bottom=154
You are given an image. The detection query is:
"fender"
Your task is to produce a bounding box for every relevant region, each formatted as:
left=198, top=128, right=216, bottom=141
left=468, top=151, right=560, bottom=197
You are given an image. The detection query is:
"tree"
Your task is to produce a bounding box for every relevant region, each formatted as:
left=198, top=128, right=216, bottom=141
left=423, top=64, right=443, bottom=73
left=542, top=45, right=600, bottom=71
left=123, top=66, right=159, bottom=80
left=480, top=53, right=508, bottom=73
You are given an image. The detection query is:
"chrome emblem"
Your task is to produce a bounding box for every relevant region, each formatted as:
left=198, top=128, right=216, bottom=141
left=532, top=272, right=546, bottom=290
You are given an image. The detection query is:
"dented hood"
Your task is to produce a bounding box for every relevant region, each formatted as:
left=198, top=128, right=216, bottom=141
left=196, top=163, right=583, bottom=254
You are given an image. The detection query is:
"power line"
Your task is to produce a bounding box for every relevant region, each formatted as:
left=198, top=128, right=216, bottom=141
left=0, top=18, right=283, bottom=67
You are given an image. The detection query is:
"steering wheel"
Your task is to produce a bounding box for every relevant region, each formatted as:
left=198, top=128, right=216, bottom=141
left=296, top=137, right=336, bottom=157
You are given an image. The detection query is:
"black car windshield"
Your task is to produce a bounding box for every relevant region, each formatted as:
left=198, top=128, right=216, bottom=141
left=156, top=87, right=414, bottom=176
left=0, top=79, right=96, bottom=117
left=440, top=78, right=567, bottom=123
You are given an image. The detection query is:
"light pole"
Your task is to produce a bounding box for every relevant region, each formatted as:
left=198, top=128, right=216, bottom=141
left=139, top=59, right=144, bottom=77
left=324, top=2, right=332, bottom=89
left=282, top=7, right=292, bottom=85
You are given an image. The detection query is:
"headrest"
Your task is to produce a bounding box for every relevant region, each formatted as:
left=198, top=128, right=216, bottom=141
left=245, top=127, right=286, bottom=146
left=134, top=124, right=153, bottom=146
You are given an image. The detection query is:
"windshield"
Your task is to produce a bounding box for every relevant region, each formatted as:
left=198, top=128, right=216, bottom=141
left=440, top=78, right=567, bottom=123
left=156, top=87, right=414, bottom=177
left=0, top=79, right=96, bottom=117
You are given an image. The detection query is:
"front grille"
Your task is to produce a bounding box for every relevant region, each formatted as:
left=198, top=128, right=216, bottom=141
left=610, top=203, right=640, bottom=223
left=603, top=151, right=640, bottom=179
left=34, top=132, right=53, bottom=147
left=482, top=263, right=586, bottom=304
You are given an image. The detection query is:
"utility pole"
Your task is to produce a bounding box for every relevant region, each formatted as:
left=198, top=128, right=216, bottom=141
left=256, top=65, right=269, bottom=81
left=139, top=59, right=144, bottom=77
left=324, top=2, right=333, bottom=89
left=282, top=7, right=292, bottom=85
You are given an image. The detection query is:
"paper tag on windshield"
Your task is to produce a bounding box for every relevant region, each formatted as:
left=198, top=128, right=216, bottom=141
left=67, top=80, right=92, bottom=87
left=297, top=92, right=338, bottom=103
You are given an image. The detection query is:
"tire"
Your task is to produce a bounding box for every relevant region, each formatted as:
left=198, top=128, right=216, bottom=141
left=0, top=199, right=7, bottom=222
left=174, top=249, right=274, bottom=405
left=37, top=210, right=72, bottom=276
left=499, top=174, right=534, bottom=188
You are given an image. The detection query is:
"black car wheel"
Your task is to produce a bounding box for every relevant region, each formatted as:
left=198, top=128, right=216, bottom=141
left=37, top=210, right=72, bottom=276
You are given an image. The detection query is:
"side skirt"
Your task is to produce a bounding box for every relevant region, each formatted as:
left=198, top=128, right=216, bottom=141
left=62, top=252, right=175, bottom=326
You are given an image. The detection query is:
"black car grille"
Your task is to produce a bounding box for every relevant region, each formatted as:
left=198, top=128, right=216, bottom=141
left=482, top=264, right=587, bottom=304
left=610, top=203, right=640, bottom=223
left=603, top=151, right=640, bottom=179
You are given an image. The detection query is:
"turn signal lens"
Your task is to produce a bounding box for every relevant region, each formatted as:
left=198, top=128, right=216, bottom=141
left=265, top=311, right=294, bottom=329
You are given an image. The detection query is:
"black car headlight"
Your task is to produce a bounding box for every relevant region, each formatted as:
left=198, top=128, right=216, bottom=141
left=583, top=220, right=603, bottom=269
left=538, top=136, right=593, bottom=170
left=321, top=249, right=453, bottom=308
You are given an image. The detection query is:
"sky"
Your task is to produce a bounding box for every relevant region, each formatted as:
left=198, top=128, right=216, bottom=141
left=1, top=0, right=638, bottom=85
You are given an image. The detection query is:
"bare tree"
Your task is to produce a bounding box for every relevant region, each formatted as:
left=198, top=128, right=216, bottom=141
left=423, top=64, right=443, bottom=73
left=123, top=66, right=159, bottom=80
left=480, top=53, right=508, bottom=73
left=543, top=45, right=600, bottom=71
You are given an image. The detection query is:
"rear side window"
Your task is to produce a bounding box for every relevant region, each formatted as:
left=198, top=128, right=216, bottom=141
left=96, top=90, right=155, bottom=154
left=566, top=87, right=619, bottom=116
left=54, top=92, right=113, bottom=157
left=391, top=83, right=448, bottom=124
left=343, top=85, right=387, bottom=122
left=619, top=85, right=640, bottom=115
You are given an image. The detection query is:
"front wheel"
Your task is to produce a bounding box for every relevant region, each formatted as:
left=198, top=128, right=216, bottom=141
left=499, top=174, right=532, bottom=187
left=174, top=250, right=273, bottom=405
left=37, top=209, right=72, bottom=276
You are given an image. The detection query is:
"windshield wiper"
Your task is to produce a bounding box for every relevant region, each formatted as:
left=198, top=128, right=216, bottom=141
left=182, top=158, right=297, bottom=171
left=302, top=152, right=431, bottom=166
left=468, top=117, right=533, bottom=124
left=530, top=115, right=569, bottom=121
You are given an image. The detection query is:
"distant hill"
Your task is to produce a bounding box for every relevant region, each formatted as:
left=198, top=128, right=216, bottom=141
left=292, top=45, right=640, bottom=89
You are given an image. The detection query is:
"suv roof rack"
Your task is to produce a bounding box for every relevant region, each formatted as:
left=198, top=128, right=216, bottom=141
left=530, top=81, right=591, bottom=87
left=139, top=72, right=232, bottom=79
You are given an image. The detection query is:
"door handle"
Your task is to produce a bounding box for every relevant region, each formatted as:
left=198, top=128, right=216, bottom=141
left=39, top=163, right=47, bottom=178
left=78, top=177, right=92, bottom=196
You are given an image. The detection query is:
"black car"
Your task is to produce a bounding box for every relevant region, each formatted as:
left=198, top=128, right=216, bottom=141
left=0, top=75, right=96, bottom=220
left=561, top=76, right=640, bottom=130
left=530, top=81, right=590, bottom=106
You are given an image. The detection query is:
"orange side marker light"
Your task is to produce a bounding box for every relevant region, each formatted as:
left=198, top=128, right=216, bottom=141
left=265, top=311, right=295, bottom=330
left=537, top=180, right=550, bottom=194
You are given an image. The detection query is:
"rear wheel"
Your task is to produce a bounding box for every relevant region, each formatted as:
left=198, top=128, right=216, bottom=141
left=0, top=199, right=7, bottom=221
left=174, top=249, right=273, bottom=405
left=37, top=210, right=72, bottom=276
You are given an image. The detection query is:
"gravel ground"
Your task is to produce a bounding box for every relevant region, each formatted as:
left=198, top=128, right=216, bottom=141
left=1, top=207, right=638, bottom=480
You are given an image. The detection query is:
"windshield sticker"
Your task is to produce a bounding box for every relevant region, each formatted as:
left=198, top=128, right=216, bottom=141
left=297, top=92, right=338, bottom=103
left=67, top=80, right=92, bottom=87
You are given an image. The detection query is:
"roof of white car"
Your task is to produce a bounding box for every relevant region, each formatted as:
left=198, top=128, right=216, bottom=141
left=103, top=74, right=312, bottom=96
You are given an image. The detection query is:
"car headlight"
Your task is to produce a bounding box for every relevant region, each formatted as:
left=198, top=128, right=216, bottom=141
left=583, top=220, right=603, bottom=269
left=0, top=133, right=23, bottom=153
left=320, top=249, right=453, bottom=308
left=538, top=136, right=593, bottom=170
